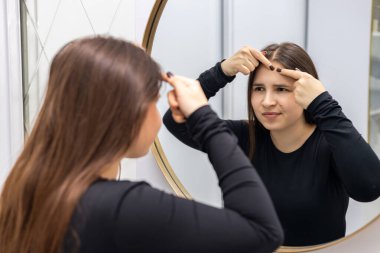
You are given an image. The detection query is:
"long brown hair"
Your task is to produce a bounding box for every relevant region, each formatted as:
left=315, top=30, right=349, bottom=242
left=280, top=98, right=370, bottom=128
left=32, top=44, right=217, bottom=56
left=247, top=42, right=319, bottom=160
left=0, top=36, right=161, bottom=253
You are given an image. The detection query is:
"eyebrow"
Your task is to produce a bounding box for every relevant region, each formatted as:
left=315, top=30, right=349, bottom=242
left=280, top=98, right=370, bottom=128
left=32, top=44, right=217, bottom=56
left=252, top=83, right=291, bottom=87
left=273, top=84, right=291, bottom=88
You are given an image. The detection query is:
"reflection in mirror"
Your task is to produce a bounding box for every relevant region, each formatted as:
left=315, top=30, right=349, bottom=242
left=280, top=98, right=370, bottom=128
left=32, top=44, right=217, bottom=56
left=151, top=0, right=380, bottom=248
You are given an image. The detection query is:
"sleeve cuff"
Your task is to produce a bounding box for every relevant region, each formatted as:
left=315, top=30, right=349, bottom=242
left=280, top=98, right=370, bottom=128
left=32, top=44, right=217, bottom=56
left=217, top=60, right=236, bottom=83
left=187, top=105, right=213, bottom=128
left=306, top=91, right=331, bottom=116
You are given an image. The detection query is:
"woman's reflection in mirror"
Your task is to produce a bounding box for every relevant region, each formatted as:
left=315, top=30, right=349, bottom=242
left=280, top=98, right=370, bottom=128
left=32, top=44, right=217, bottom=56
left=163, top=42, right=380, bottom=246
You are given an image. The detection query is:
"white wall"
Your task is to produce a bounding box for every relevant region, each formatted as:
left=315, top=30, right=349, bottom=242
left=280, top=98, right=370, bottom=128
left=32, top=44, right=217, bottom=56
left=0, top=0, right=24, bottom=190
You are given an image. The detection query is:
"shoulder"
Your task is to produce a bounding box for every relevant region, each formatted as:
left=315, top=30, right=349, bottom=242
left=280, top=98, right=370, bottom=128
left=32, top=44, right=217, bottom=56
left=77, top=180, right=151, bottom=217
left=84, top=179, right=149, bottom=200
left=72, top=180, right=168, bottom=234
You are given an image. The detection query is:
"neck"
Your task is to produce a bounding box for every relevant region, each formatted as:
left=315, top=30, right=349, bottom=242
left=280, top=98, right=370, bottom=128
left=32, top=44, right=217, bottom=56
left=270, top=121, right=316, bottom=153
left=100, top=161, right=120, bottom=180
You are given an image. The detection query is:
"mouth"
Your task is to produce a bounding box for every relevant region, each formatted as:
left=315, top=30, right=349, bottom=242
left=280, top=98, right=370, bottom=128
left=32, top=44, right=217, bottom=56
left=262, top=112, right=281, bottom=119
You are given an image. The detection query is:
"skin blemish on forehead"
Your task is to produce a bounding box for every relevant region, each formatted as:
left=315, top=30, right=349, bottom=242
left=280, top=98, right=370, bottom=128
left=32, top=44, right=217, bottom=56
left=253, top=63, right=294, bottom=87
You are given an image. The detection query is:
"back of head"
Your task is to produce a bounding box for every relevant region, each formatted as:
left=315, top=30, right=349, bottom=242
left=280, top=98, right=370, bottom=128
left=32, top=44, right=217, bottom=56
left=247, top=42, right=318, bottom=159
left=45, top=36, right=161, bottom=161
left=0, top=36, right=161, bottom=253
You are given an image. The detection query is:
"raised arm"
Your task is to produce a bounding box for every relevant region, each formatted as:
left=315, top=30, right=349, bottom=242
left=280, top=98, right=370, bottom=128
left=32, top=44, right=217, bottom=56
left=308, top=92, right=380, bottom=202
left=162, top=62, right=234, bottom=149
left=163, top=46, right=273, bottom=150
left=281, top=68, right=380, bottom=202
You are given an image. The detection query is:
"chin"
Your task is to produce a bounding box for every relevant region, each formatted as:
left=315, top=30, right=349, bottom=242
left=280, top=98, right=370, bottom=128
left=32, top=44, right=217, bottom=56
left=125, top=149, right=150, bottom=159
left=261, top=122, right=283, bottom=131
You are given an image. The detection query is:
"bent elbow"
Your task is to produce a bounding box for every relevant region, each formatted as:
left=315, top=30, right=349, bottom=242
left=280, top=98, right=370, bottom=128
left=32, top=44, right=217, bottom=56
left=350, top=184, right=380, bottom=202
left=271, top=227, right=284, bottom=250
left=257, top=224, right=284, bottom=253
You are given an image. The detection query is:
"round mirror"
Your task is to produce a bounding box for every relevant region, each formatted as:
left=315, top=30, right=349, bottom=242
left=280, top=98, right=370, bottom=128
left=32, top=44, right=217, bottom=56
left=144, top=0, right=380, bottom=251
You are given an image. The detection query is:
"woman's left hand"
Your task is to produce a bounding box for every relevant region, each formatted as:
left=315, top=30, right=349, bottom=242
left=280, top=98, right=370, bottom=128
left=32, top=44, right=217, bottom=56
left=279, top=69, right=326, bottom=109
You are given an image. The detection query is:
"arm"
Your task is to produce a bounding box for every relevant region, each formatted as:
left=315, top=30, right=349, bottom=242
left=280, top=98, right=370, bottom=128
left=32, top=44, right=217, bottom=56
left=198, top=46, right=273, bottom=98
left=163, top=46, right=273, bottom=149
left=279, top=68, right=380, bottom=202
left=162, top=61, right=234, bottom=150
left=308, top=92, right=380, bottom=202
left=198, top=61, right=235, bottom=99
left=115, top=106, right=283, bottom=253
left=163, top=110, right=248, bottom=151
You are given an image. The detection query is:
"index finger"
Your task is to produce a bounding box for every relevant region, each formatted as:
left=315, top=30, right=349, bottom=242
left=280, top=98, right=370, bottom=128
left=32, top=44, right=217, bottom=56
left=161, top=72, right=176, bottom=88
left=161, top=73, right=198, bottom=88
left=249, top=47, right=273, bottom=69
left=279, top=68, right=303, bottom=80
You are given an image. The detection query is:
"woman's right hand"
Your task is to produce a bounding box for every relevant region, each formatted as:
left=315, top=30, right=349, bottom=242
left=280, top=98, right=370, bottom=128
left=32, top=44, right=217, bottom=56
left=163, top=74, right=208, bottom=123
left=221, top=46, right=274, bottom=76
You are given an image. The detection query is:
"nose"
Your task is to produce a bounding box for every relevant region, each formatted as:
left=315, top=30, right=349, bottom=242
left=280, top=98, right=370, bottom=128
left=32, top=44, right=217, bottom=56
left=262, top=91, right=276, bottom=107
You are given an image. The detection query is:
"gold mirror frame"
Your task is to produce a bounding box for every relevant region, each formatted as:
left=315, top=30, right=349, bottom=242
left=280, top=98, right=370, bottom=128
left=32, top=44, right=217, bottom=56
left=142, top=1, right=380, bottom=252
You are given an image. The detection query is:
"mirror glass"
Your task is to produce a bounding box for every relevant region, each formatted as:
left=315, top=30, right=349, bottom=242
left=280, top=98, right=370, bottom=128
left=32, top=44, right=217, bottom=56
left=151, top=0, right=380, bottom=246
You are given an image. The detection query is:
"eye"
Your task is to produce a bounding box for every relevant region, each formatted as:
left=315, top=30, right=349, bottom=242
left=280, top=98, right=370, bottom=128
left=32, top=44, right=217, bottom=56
left=252, top=86, right=264, bottom=92
left=276, top=87, right=289, bottom=92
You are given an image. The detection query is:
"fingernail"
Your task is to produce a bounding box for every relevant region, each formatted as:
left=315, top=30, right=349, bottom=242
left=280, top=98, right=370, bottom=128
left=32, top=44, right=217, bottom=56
left=269, top=65, right=275, bottom=71
left=295, top=68, right=301, bottom=71
left=276, top=68, right=282, bottom=72
left=167, top=71, right=174, bottom=78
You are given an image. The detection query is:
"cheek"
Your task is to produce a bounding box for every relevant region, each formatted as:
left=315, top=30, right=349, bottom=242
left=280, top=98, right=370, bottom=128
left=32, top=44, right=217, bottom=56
left=283, top=99, right=304, bottom=118
left=250, top=93, right=259, bottom=111
left=280, top=95, right=300, bottom=110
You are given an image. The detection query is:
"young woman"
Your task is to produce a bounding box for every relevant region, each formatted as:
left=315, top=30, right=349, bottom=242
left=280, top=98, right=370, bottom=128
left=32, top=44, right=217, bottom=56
left=164, top=42, right=380, bottom=246
left=0, top=36, right=283, bottom=253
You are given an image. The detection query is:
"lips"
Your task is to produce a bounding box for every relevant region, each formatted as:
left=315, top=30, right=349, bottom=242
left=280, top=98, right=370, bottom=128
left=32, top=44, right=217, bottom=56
left=262, top=112, right=281, bottom=119
left=262, top=112, right=281, bottom=115
left=262, top=112, right=281, bottom=116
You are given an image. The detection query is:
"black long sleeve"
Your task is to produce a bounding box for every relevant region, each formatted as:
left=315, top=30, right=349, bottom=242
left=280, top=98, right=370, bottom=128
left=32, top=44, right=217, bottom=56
left=197, top=61, right=235, bottom=98
left=163, top=61, right=241, bottom=151
left=307, top=91, right=380, bottom=202
left=65, top=106, right=283, bottom=253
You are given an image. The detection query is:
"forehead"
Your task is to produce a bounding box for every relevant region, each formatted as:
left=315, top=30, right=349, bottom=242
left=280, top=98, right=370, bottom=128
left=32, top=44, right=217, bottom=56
left=253, top=62, right=293, bottom=85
